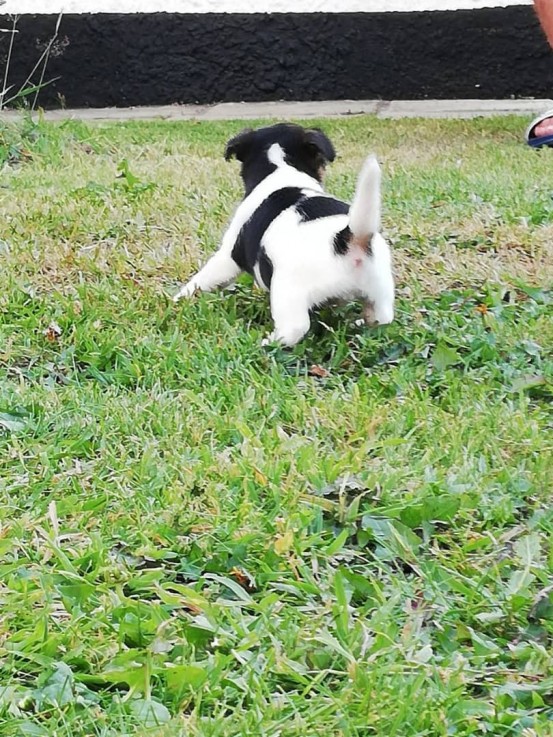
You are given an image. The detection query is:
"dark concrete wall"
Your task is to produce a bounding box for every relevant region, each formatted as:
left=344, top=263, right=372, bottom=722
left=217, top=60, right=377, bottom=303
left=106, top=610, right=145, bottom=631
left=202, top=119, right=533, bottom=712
left=1, top=7, right=551, bottom=108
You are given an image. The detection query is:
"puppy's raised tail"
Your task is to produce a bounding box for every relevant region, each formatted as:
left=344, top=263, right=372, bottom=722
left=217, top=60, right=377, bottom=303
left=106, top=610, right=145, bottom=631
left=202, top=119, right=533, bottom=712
left=334, top=155, right=381, bottom=255
left=348, top=154, right=381, bottom=241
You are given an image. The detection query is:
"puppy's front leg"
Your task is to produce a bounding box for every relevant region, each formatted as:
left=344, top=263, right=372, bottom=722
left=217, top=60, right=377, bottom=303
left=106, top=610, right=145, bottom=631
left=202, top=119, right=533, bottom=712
left=174, top=250, right=241, bottom=302
left=265, top=277, right=310, bottom=347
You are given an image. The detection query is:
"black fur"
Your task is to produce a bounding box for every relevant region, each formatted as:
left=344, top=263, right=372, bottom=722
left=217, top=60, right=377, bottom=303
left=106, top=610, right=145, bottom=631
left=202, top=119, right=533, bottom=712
left=225, top=128, right=255, bottom=162
left=231, top=187, right=303, bottom=287
left=258, top=248, right=274, bottom=289
left=297, top=196, right=349, bottom=222
left=225, top=123, right=335, bottom=196
left=333, top=225, right=353, bottom=255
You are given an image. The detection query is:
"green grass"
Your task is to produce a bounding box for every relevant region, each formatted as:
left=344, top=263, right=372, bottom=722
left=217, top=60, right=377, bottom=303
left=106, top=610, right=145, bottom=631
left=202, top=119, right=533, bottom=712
left=0, top=114, right=552, bottom=737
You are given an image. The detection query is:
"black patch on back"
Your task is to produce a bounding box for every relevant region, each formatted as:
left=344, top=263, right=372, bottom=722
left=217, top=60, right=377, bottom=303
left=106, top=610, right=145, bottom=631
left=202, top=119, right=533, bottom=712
left=333, top=225, right=352, bottom=255
left=232, top=186, right=303, bottom=285
left=297, top=196, right=349, bottom=222
left=258, top=248, right=273, bottom=288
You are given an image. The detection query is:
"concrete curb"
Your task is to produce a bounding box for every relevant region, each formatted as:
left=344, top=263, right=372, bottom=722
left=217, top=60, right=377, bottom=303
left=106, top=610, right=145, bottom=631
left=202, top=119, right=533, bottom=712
left=1, top=98, right=552, bottom=123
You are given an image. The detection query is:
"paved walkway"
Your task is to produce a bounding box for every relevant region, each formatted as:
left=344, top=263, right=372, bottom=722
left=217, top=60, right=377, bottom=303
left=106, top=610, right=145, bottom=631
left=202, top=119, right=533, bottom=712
left=1, top=98, right=551, bottom=122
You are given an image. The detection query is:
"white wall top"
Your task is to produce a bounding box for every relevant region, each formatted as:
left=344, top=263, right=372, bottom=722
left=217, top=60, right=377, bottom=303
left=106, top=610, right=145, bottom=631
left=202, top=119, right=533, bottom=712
left=0, top=0, right=533, bottom=15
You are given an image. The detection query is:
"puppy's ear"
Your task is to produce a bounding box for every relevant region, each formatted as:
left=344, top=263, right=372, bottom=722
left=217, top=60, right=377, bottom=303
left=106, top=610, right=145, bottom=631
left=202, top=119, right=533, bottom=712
left=304, top=128, right=336, bottom=163
left=225, top=128, right=255, bottom=161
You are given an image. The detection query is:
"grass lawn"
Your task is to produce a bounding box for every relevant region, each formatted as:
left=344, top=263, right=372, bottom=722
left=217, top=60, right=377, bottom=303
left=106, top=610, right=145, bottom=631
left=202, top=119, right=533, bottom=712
left=0, top=114, right=552, bottom=737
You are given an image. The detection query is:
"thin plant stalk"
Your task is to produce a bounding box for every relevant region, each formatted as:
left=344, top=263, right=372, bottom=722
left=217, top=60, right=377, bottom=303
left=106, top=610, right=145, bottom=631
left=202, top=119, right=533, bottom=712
left=0, top=14, right=19, bottom=111
left=1, top=12, right=63, bottom=110
left=31, top=12, right=63, bottom=110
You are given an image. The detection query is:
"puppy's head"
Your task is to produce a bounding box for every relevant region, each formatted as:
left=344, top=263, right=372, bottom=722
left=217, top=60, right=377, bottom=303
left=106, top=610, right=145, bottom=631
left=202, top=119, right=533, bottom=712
left=225, top=123, right=335, bottom=195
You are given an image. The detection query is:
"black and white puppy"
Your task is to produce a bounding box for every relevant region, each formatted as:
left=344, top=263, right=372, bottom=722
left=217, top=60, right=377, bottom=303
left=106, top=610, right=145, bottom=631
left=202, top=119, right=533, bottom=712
left=174, top=123, right=394, bottom=346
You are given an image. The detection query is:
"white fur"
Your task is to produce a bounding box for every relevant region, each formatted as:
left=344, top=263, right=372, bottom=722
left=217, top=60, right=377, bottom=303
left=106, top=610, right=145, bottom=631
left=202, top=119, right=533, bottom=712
left=174, top=144, right=394, bottom=346
left=348, top=155, right=381, bottom=238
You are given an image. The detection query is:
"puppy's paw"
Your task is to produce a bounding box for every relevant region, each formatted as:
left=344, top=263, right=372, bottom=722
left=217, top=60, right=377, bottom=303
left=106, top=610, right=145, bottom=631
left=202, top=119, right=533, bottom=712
left=261, top=331, right=278, bottom=348
left=363, top=302, right=394, bottom=327
left=262, top=327, right=307, bottom=348
left=173, top=281, right=198, bottom=302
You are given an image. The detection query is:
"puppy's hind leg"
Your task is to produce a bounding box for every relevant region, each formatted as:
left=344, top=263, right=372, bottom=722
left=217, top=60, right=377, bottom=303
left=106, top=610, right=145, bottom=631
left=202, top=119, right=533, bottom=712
left=363, top=269, right=394, bottom=326
left=173, top=250, right=241, bottom=302
left=364, top=235, right=395, bottom=327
